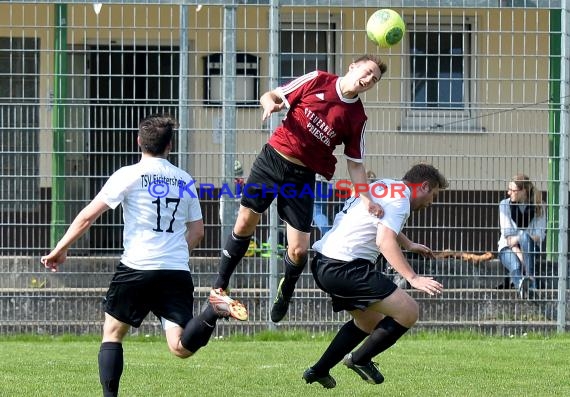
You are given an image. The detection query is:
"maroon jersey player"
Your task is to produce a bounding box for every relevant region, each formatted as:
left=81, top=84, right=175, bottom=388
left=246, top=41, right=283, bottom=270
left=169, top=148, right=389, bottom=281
left=207, top=55, right=388, bottom=324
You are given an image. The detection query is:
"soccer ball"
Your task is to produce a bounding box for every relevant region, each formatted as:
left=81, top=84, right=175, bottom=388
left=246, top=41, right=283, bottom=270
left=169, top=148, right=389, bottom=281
left=366, top=9, right=406, bottom=48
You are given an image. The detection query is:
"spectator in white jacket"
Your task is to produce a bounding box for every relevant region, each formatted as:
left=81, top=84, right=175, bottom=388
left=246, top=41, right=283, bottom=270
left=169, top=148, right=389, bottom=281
left=498, top=173, right=545, bottom=298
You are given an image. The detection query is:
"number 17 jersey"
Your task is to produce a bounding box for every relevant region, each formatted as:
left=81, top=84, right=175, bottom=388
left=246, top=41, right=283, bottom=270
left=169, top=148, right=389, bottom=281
left=95, top=157, right=203, bottom=271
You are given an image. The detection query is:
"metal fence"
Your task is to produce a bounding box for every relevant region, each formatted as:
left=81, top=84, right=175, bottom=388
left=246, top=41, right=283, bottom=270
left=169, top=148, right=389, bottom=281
left=0, top=0, right=569, bottom=336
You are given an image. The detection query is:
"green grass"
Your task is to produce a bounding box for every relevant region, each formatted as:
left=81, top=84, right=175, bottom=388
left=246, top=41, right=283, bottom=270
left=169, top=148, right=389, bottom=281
left=0, top=332, right=569, bottom=397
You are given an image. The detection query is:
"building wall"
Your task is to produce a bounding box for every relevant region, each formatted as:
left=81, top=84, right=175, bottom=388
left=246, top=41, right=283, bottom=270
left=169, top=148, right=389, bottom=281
left=0, top=5, right=554, bottom=191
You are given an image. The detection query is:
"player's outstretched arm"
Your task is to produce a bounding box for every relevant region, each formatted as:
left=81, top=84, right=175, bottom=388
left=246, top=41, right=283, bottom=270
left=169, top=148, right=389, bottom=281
left=346, top=159, right=383, bottom=218
left=378, top=225, right=443, bottom=296
left=397, top=232, right=435, bottom=259
left=41, top=199, right=110, bottom=272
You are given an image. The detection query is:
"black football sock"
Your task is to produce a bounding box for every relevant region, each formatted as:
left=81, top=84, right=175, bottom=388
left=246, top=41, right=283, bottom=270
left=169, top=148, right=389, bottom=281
left=280, top=251, right=307, bottom=298
left=214, top=231, right=252, bottom=290
left=351, top=316, right=409, bottom=364
left=98, top=342, right=123, bottom=397
left=180, top=305, right=218, bottom=353
left=311, top=320, right=369, bottom=375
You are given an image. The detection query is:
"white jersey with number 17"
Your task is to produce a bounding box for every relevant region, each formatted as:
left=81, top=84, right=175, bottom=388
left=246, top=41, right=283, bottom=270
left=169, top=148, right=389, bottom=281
left=95, top=157, right=202, bottom=271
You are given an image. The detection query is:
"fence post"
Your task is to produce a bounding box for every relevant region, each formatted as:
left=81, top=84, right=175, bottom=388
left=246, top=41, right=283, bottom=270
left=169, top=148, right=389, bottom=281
left=267, top=0, right=280, bottom=330
left=556, top=2, right=569, bottom=333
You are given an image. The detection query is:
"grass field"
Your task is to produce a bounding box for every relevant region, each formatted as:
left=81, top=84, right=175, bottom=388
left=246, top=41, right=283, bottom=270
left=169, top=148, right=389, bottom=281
left=0, top=332, right=568, bottom=397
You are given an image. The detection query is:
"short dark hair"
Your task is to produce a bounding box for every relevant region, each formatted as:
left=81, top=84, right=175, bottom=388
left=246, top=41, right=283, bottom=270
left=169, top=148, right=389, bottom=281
left=354, top=54, right=388, bottom=76
left=138, top=114, right=176, bottom=155
left=403, top=163, right=449, bottom=190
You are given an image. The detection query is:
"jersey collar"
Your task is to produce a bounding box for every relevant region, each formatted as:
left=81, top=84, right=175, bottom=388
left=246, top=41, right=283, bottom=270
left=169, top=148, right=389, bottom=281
left=336, top=77, right=360, bottom=104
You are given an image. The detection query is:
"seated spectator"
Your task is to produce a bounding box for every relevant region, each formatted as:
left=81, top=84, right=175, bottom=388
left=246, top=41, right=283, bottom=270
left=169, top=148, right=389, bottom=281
left=497, top=173, right=545, bottom=298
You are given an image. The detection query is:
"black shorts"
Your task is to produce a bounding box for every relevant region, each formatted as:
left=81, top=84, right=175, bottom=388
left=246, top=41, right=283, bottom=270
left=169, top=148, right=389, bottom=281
left=310, top=252, right=398, bottom=312
left=103, top=263, right=194, bottom=328
left=241, top=144, right=316, bottom=232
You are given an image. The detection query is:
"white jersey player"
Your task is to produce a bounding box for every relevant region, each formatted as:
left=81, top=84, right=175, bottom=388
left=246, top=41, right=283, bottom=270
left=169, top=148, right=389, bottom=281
left=41, top=114, right=236, bottom=397
left=304, top=163, right=448, bottom=389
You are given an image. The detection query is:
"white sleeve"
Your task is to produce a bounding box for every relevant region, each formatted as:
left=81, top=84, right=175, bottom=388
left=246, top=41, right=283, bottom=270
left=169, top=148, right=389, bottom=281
left=379, top=200, right=409, bottom=235
left=185, top=181, right=203, bottom=222
left=499, top=200, right=518, bottom=237
left=528, top=209, right=546, bottom=244
left=94, top=169, right=131, bottom=210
